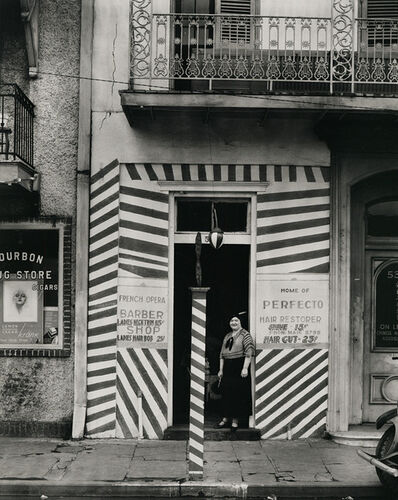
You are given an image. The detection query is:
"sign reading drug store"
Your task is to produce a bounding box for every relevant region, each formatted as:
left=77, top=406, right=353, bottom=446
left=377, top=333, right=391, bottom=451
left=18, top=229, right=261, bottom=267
left=0, top=226, right=61, bottom=347
left=117, top=279, right=168, bottom=349
left=256, top=275, right=329, bottom=348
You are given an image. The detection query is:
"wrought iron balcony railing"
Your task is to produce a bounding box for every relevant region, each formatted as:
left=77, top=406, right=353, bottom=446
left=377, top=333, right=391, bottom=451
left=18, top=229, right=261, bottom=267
left=130, top=11, right=398, bottom=95
left=0, top=84, right=34, bottom=167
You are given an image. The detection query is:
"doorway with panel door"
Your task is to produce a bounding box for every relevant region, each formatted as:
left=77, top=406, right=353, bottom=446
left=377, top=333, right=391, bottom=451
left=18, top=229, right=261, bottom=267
left=351, top=170, right=398, bottom=423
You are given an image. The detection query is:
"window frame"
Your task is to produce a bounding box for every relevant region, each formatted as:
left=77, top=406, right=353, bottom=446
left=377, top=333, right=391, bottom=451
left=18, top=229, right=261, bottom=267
left=0, top=217, right=72, bottom=357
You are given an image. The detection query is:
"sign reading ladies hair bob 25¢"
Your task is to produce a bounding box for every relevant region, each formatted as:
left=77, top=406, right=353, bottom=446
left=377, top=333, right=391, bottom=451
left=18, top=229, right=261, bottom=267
left=256, top=275, right=329, bottom=348
left=117, top=280, right=168, bottom=349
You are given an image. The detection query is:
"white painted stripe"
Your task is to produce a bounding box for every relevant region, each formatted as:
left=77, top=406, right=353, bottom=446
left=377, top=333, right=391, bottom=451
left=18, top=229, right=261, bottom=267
left=250, top=164, right=260, bottom=182
left=205, top=164, right=214, bottom=181
left=89, top=247, right=119, bottom=269
left=89, top=277, right=119, bottom=297
left=91, top=198, right=120, bottom=224
left=143, top=409, right=157, bottom=439
left=86, top=372, right=117, bottom=387
left=87, top=346, right=117, bottom=359
left=189, top=453, right=203, bottom=467
left=293, top=399, right=328, bottom=436
left=89, top=262, right=118, bottom=283
left=257, top=196, right=329, bottom=211
left=150, top=349, right=168, bottom=378
left=86, top=399, right=116, bottom=416
left=258, top=256, right=329, bottom=273
left=89, top=232, right=119, bottom=253
left=120, top=210, right=169, bottom=230
left=136, top=348, right=168, bottom=403
left=256, top=224, right=330, bottom=245
left=90, top=184, right=120, bottom=209
left=149, top=164, right=167, bottom=181
left=190, top=165, right=199, bottom=181
left=87, top=359, right=117, bottom=373
left=220, top=165, right=229, bottom=181
left=265, top=182, right=328, bottom=194
left=191, top=379, right=204, bottom=395
left=120, top=193, right=168, bottom=213
left=88, top=331, right=117, bottom=345
left=257, top=239, right=330, bottom=261
left=257, top=209, right=330, bottom=227
left=85, top=413, right=116, bottom=434
left=119, top=256, right=167, bottom=273
left=119, top=226, right=168, bottom=247
left=119, top=247, right=168, bottom=266
left=236, top=165, right=244, bottom=181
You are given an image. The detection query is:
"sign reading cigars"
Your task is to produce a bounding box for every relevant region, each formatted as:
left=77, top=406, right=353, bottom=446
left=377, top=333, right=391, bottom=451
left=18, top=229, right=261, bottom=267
left=117, top=281, right=168, bottom=348
left=256, top=275, right=329, bottom=348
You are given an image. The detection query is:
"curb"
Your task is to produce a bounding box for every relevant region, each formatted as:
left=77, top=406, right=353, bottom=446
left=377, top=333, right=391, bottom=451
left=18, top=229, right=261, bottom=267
left=0, top=480, right=384, bottom=498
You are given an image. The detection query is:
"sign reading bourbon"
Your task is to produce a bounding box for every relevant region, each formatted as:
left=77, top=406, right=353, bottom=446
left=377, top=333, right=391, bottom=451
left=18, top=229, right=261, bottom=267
left=256, top=275, right=329, bottom=348
left=374, top=261, right=398, bottom=350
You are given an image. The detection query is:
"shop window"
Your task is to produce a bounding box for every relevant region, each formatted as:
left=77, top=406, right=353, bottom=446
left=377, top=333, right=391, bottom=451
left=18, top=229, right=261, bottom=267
left=367, top=199, right=398, bottom=238
left=176, top=198, right=248, bottom=232
left=360, top=0, right=398, bottom=47
left=0, top=218, right=71, bottom=356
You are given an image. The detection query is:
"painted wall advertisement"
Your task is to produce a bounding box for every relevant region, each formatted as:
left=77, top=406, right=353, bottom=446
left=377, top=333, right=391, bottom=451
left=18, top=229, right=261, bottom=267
left=117, top=280, right=168, bottom=348
left=256, top=275, right=329, bottom=348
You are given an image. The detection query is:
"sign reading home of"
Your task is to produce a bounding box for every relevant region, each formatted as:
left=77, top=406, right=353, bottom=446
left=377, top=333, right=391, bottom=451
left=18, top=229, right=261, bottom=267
left=374, top=261, right=398, bottom=350
left=117, top=283, right=168, bottom=348
left=256, top=276, right=329, bottom=348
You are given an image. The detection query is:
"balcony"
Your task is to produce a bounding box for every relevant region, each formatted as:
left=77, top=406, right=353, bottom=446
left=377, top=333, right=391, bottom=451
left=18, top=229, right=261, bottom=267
left=0, top=84, right=38, bottom=193
left=122, top=5, right=398, bottom=120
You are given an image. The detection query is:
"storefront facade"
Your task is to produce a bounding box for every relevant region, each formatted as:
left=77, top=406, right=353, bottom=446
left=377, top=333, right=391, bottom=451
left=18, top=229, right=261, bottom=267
left=75, top=0, right=398, bottom=441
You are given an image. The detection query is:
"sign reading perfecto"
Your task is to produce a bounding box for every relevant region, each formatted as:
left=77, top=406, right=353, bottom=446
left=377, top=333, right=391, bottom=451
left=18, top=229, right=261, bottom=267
left=117, top=283, right=168, bottom=348
left=256, top=276, right=329, bottom=347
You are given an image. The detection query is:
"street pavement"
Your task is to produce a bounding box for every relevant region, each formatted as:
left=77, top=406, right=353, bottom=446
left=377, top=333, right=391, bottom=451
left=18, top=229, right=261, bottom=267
left=0, top=436, right=387, bottom=498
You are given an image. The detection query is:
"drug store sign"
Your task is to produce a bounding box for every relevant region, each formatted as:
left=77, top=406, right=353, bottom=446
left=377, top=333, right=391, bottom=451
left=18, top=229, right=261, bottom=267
left=117, top=279, right=168, bottom=348
left=256, top=275, right=329, bottom=348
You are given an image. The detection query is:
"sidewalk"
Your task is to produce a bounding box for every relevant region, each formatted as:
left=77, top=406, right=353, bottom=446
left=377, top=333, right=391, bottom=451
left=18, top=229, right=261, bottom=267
left=0, top=436, right=385, bottom=498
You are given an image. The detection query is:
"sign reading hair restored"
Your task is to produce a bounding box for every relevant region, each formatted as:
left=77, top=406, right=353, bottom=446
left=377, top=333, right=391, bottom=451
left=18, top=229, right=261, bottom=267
left=256, top=275, right=329, bottom=348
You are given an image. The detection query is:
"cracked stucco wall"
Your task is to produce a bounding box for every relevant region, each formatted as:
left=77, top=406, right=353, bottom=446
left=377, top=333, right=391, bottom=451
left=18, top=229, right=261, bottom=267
left=0, top=0, right=80, bottom=427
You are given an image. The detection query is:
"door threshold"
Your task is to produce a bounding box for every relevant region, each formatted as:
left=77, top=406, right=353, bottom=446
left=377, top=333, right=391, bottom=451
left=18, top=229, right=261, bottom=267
left=329, top=424, right=389, bottom=447
left=163, top=425, right=261, bottom=441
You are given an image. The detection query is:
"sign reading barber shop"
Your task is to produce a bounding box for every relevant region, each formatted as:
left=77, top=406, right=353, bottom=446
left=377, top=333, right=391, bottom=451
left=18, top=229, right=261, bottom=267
left=117, top=279, right=168, bottom=348
left=256, top=275, right=329, bottom=348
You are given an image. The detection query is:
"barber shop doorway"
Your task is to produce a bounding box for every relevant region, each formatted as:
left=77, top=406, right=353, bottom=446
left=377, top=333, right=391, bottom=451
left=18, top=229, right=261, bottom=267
left=171, top=196, right=252, bottom=427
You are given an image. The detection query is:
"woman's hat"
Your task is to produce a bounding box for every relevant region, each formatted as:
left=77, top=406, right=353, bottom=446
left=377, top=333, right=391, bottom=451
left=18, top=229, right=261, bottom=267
left=229, top=310, right=247, bottom=321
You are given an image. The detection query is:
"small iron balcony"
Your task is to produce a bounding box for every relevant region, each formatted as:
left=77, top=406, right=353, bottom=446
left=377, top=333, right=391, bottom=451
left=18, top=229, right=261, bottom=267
left=0, top=84, right=34, bottom=168
left=130, top=13, right=398, bottom=96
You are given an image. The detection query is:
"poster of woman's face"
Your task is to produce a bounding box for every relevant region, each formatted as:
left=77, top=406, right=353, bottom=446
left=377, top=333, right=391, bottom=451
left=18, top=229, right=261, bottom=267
left=3, top=280, right=38, bottom=323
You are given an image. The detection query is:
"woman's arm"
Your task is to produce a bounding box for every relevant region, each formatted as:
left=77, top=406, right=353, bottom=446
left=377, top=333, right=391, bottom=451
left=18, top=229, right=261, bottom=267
left=218, top=357, right=224, bottom=379
left=241, top=356, right=251, bottom=377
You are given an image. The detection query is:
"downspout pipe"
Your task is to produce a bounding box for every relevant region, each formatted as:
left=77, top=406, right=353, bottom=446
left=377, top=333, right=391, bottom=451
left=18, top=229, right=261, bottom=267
left=72, top=0, right=94, bottom=439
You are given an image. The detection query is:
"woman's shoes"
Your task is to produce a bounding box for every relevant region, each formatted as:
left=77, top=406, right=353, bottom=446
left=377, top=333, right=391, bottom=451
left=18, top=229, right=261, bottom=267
left=215, top=419, right=229, bottom=428
left=231, top=424, right=238, bottom=432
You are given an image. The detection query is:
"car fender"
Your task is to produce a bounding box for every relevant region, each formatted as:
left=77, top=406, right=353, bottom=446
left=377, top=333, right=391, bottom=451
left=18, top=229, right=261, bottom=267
left=376, top=409, right=398, bottom=429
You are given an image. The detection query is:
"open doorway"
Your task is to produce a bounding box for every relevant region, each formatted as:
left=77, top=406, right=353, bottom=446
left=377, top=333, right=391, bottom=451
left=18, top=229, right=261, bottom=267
left=173, top=243, right=250, bottom=426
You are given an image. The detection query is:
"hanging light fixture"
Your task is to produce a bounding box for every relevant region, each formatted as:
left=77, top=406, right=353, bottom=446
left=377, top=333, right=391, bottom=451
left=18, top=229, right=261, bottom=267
left=208, top=204, right=224, bottom=249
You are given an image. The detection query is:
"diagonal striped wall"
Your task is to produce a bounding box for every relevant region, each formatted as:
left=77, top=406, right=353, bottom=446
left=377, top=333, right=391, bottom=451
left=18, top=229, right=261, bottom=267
left=86, top=159, right=120, bottom=437
left=255, top=166, right=330, bottom=438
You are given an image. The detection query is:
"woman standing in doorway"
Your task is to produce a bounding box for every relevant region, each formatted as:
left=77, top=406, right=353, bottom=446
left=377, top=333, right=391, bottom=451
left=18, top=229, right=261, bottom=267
left=216, top=312, right=254, bottom=431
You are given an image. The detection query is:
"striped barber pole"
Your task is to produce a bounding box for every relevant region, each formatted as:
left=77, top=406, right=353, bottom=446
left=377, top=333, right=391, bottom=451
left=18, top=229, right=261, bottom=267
left=188, top=287, right=209, bottom=479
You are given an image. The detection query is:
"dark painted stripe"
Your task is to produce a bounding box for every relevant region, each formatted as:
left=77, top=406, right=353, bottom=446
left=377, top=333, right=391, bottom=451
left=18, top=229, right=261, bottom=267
left=191, top=358, right=206, bottom=376
left=90, top=207, right=119, bottom=230
left=189, top=445, right=203, bottom=463
left=91, top=174, right=119, bottom=200
left=182, top=164, right=191, bottom=181
left=192, top=313, right=206, bottom=329
left=228, top=164, right=236, bottom=181
left=89, top=270, right=118, bottom=288
left=258, top=188, right=329, bottom=203
left=128, top=350, right=167, bottom=416
left=244, top=164, right=251, bottom=181
left=86, top=406, right=116, bottom=423
left=274, top=165, right=282, bottom=181
left=88, top=306, right=117, bottom=323
left=189, top=415, right=204, bottom=431
left=258, top=203, right=330, bottom=219
left=190, top=399, right=204, bottom=415
left=116, top=373, right=139, bottom=426
left=257, top=217, right=330, bottom=236
left=158, top=349, right=167, bottom=363
left=192, top=299, right=206, bottom=315
left=120, top=219, right=168, bottom=237
left=289, top=166, right=297, bottom=182
left=191, top=342, right=206, bottom=359
left=88, top=323, right=117, bottom=338
left=87, top=378, right=116, bottom=392
left=295, top=405, right=327, bottom=438
left=87, top=366, right=117, bottom=379
left=126, top=163, right=141, bottom=180
left=257, top=232, right=329, bottom=253
left=91, top=159, right=119, bottom=184
left=144, top=349, right=167, bottom=388
left=144, top=163, right=158, bottom=180
left=90, top=191, right=119, bottom=216
left=119, top=236, right=168, bottom=258
left=89, top=239, right=118, bottom=259
left=198, top=164, right=206, bottom=181
left=257, top=248, right=329, bottom=268
left=297, top=262, right=330, bottom=273
left=120, top=185, right=168, bottom=204
left=257, top=352, right=328, bottom=413
left=87, top=352, right=116, bottom=363
left=119, top=262, right=168, bottom=280
left=120, top=202, right=168, bottom=221
left=263, top=378, right=328, bottom=433
left=143, top=388, right=164, bottom=438
left=119, top=252, right=168, bottom=268
left=90, top=222, right=119, bottom=245
left=214, top=164, right=221, bottom=181
left=255, top=349, right=283, bottom=373
left=85, top=420, right=115, bottom=435
left=163, top=163, right=174, bottom=181
left=259, top=164, right=267, bottom=182
left=88, top=286, right=118, bottom=302
left=88, top=299, right=117, bottom=312
left=89, top=255, right=118, bottom=274
left=304, top=166, right=316, bottom=182
left=86, top=392, right=116, bottom=407
left=116, top=408, right=133, bottom=439
left=87, top=338, right=117, bottom=351
left=321, top=166, right=330, bottom=183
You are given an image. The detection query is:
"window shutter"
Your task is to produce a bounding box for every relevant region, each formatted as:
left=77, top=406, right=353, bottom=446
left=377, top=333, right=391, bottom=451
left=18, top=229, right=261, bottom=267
left=217, top=0, right=253, bottom=45
left=367, top=0, right=398, bottom=18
